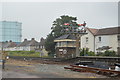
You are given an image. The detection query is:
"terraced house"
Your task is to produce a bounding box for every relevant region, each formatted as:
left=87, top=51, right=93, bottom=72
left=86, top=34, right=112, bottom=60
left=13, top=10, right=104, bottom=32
left=81, top=27, right=120, bottom=55
left=17, top=38, right=39, bottom=51
left=0, top=40, right=17, bottom=51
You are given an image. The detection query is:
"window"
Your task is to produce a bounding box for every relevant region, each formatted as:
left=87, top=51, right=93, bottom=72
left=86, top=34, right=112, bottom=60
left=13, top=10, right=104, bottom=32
left=99, top=37, right=101, bottom=42
left=59, top=42, right=61, bottom=47
left=86, top=37, right=88, bottom=43
left=117, top=35, right=120, bottom=41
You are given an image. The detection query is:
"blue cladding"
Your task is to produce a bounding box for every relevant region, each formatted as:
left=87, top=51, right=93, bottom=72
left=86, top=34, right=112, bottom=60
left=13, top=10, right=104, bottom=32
left=0, top=21, right=22, bottom=42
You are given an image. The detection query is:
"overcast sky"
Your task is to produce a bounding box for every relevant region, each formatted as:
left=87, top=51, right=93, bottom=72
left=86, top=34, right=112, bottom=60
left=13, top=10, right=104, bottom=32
left=1, top=2, right=118, bottom=41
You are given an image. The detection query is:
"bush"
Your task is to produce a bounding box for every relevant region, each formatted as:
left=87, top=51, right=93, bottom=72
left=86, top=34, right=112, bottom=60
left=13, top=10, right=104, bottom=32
left=96, top=52, right=104, bottom=56
left=7, top=51, right=41, bottom=57
left=48, top=52, right=55, bottom=57
left=80, top=48, right=95, bottom=56
left=96, top=50, right=117, bottom=57
left=104, top=50, right=116, bottom=56
left=87, top=51, right=95, bottom=56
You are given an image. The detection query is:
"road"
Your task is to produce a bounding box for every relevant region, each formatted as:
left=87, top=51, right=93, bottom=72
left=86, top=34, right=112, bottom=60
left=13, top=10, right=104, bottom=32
left=1, top=59, right=108, bottom=78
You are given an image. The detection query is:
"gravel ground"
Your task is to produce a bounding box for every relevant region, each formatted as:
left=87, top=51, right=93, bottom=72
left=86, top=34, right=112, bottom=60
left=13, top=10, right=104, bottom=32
left=33, top=64, right=107, bottom=78
left=1, top=59, right=108, bottom=78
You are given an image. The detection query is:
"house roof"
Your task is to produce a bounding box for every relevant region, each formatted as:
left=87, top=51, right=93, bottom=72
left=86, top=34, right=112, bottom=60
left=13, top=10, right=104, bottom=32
left=95, top=27, right=120, bottom=35
left=87, top=27, right=120, bottom=36
left=0, top=42, right=17, bottom=48
left=39, top=39, right=46, bottom=46
left=86, top=28, right=99, bottom=35
left=55, top=34, right=76, bottom=40
left=17, top=39, right=38, bottom=47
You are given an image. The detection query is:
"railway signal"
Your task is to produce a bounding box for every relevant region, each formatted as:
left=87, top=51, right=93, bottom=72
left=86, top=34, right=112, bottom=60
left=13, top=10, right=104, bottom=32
left=61, top=21, right=87, bottom=57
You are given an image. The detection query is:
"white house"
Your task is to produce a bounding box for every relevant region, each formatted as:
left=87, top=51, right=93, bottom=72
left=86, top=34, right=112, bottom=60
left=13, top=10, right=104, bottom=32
left=81, top=27, right=120, bottom=55
left=81, top=28, right=98, bottom=52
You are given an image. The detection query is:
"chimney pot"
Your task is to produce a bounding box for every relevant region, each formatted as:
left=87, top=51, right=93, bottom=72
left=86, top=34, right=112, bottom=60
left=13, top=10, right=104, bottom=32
left=24, top=39, right=27, bottom=41
left=5, top=41, right=8, bottom=43
left=32, top=38, right=35, bottom=40
left=9, top=40, right=12, bottom=42
left=40, top=37, right=44, bottom=42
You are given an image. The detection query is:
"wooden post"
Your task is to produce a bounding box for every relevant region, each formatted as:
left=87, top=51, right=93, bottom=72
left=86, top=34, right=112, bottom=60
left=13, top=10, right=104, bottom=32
left=75, top=34, right=82, bottom=57
left=75, top=34, right=80, bottom=57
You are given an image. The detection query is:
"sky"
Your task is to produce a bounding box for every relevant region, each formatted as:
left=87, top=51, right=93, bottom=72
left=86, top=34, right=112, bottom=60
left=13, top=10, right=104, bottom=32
left=0, top=1, right=119, bottom=41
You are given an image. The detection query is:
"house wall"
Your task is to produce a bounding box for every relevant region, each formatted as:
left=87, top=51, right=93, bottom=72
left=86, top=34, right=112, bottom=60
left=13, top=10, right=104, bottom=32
left=1, top=45, right=39, bottom=51
left=95, top=35, right=118, bottom=53
left=81, top=30, right=95, bottom=52
left=16, top=46, right=30, bottom=51
left=30, top=46, right=37, bottom=51
left=4, top=47, right=17, bottom=51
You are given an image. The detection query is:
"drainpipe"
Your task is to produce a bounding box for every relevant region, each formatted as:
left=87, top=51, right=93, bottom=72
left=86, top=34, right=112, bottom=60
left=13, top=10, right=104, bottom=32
left=94, top=36, right=95, bottom=54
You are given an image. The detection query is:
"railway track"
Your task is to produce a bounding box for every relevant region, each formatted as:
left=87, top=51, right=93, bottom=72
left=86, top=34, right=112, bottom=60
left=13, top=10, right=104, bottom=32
left=64, top=65, right=120, bottom=77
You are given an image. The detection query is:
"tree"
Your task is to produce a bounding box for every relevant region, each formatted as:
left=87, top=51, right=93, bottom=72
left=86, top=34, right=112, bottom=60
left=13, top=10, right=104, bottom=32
left=45, top=33, right=55, bottom=56
left=51, top=15, right=78, bottom=38
left=45, top=15, right=78, bottom=56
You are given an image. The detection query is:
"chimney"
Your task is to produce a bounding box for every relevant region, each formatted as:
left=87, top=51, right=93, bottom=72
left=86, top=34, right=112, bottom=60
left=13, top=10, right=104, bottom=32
left=31, top=38, right=35, bottom=40
left=40, top=37, right=44, bottom=42
left=5, top=41, right=8, bottom=43
left=24, top=39, right=27, bottom=41
left=9, top=40, right=12, bottom=42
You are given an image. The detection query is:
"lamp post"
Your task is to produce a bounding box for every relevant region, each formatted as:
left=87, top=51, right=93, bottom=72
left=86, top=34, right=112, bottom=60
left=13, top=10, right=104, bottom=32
left=61, top=21, right=87, bottom=57
left=1, top=42, right=5, bottom=70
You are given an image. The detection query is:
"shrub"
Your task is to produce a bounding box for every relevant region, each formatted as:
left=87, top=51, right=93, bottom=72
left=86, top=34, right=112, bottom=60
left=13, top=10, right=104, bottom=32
left=7, top=51, right=41, bottom=57
left=80, top=48, right=95, bottom=56
left=96, top=52, right=104, bottom=56
left=96, top=50, right=117, bottom=57
left=104, top=50, right=116, bottom=56
left=87, top=51, right=95, bottom=56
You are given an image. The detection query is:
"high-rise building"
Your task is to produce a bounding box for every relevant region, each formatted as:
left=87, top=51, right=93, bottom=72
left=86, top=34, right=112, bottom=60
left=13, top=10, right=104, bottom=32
left=0, top=21, right=22, bottom=42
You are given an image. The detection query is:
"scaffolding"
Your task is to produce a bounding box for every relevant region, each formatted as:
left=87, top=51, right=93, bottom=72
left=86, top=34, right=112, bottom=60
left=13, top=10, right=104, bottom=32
left=0, top=21, right=22, bottom=42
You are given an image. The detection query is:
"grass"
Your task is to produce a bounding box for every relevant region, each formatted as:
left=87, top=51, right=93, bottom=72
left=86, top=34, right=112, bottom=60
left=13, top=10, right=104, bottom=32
left=6, top=51, right=41, bottom=57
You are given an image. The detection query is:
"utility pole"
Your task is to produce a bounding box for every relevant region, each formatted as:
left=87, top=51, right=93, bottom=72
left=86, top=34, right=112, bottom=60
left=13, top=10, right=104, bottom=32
left=61, top=21, right=87, bottom=58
